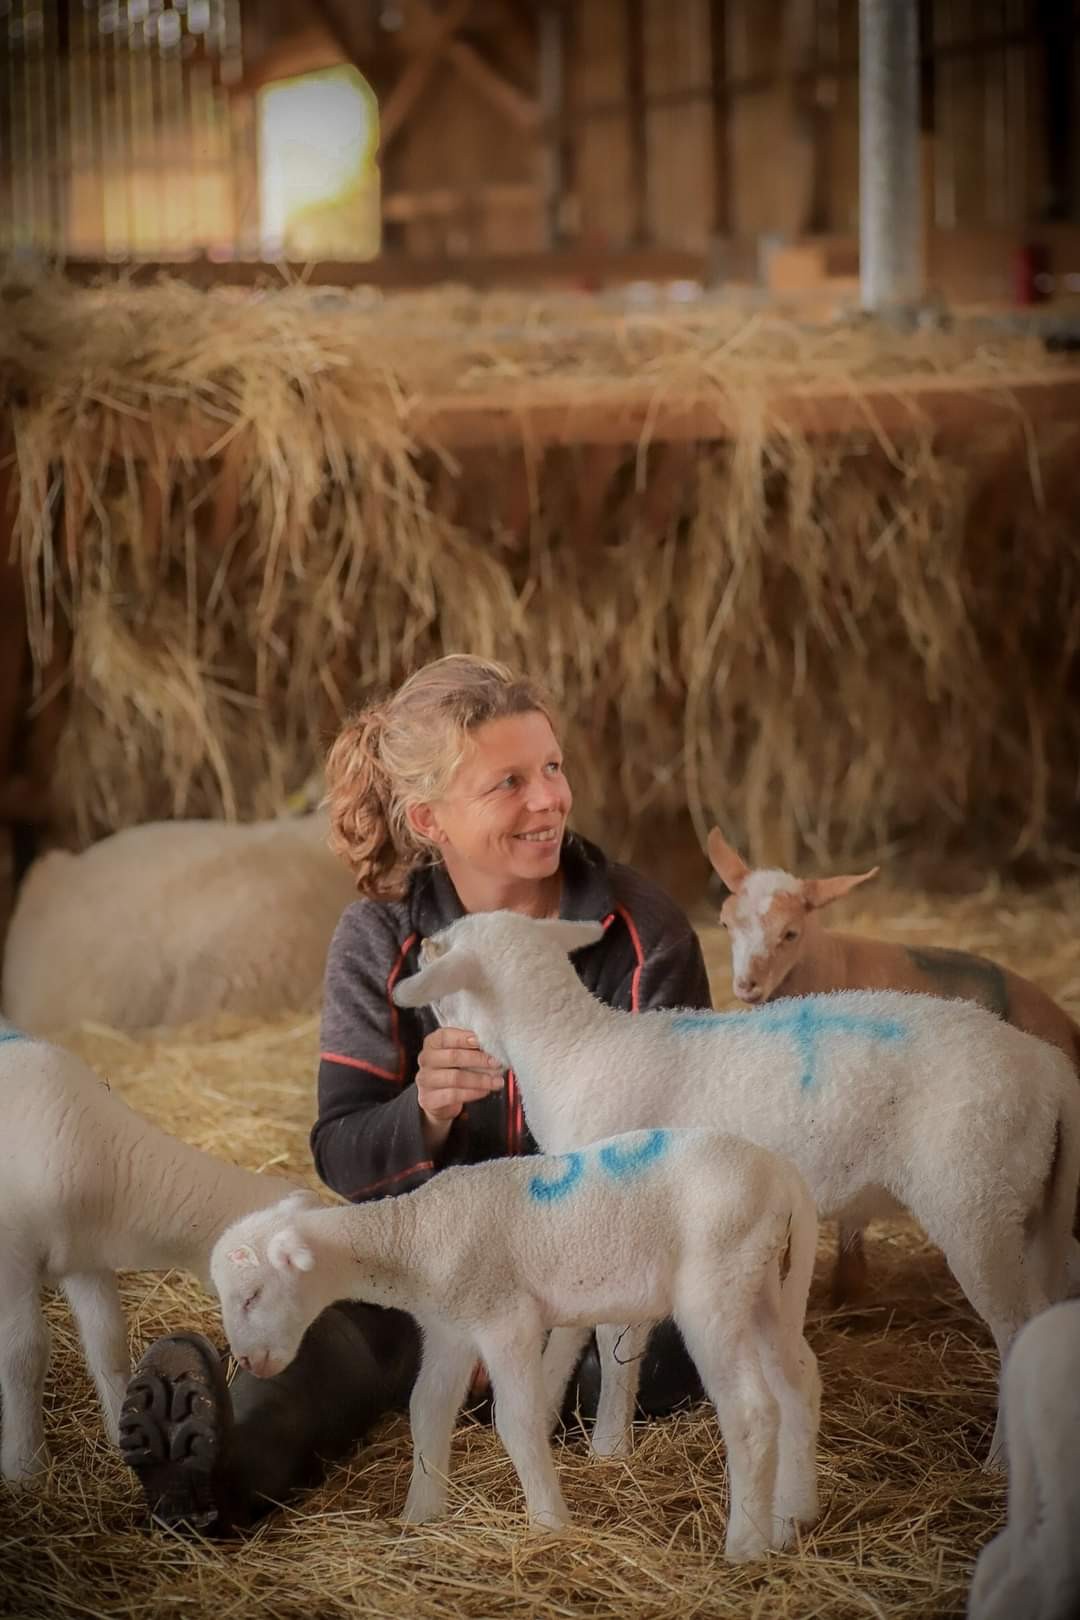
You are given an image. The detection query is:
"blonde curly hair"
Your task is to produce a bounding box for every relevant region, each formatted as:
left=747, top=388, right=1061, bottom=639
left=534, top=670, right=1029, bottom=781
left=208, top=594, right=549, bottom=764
left=324, top=655, right=558, bottom=901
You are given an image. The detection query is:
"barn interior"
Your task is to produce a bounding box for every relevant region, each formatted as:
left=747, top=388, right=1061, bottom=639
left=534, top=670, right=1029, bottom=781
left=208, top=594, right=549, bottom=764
left=1, top=2, right=1079, bottom=1617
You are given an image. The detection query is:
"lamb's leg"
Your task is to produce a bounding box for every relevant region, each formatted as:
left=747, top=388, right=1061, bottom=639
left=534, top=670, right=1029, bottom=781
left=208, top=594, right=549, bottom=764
left=830, top=1224, right=868, bottom=1307
left=930, top=1220, right=1046, bottom=1469
left=0, top=1279, right=51, bottom=1483
left=62, top=1272, right=130, bottom=1444
left=541, top=1325, right=592, bottom=1431
left=679, top=1316, right=780, bottom=1563
left=756, top=1327, right=821, bottom=1543
left=402, top=1327, right=475, bottom=1525
left=481, top=1326, right=569, bottom=1531
left=591, top=1321, right=648, bottom=1458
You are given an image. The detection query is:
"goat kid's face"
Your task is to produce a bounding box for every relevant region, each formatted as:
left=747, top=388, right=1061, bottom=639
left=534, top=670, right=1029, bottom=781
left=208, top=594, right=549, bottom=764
left=392, top=913, right=604, bottom=1052
left=707, top=828, right=878, bottom=1003
left=211, top=1197, right=323, bottom=1379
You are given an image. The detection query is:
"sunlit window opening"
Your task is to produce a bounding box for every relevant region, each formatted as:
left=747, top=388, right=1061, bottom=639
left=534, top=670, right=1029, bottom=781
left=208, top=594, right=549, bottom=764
left=257, top=64, right=379, bottom=261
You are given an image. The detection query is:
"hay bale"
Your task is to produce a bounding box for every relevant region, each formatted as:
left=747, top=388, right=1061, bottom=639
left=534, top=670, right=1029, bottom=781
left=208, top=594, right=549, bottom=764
left=4, top=274, right=1080, bottom=869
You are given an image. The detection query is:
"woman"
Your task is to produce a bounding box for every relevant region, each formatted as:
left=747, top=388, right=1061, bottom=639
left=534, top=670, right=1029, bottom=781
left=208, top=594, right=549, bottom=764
left=120, top=655, right=713, bottom=1534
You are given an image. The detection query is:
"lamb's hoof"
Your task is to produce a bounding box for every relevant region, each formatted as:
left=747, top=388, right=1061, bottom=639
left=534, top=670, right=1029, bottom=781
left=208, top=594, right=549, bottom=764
left=401, top=1486, right=447, bottom=1525
left=724, top=1523, right=770, bottom=1564
left=118, top=1332, right=232, bottom=1533
left=2, top=1449, right=50, bottom=1486
left=590, top=1430, right=630, bottom=1459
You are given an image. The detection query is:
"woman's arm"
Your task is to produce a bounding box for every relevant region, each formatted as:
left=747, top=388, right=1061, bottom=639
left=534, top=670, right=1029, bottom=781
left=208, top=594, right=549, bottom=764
left=310, top=903, right=500, bottom=1201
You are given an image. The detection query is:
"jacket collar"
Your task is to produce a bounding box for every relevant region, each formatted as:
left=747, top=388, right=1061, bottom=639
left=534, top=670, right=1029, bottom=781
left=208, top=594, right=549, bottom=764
left=409, top=831, right=615, bottom=942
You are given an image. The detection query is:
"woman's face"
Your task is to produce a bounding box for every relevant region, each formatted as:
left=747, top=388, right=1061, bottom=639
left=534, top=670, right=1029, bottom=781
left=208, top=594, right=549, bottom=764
left=418, top=711, right=573, bottom=887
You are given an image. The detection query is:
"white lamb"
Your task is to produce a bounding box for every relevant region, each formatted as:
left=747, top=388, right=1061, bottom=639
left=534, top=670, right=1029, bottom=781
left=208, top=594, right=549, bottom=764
left=391, top=913, right=1080, bottom=1465
left=0, top=1026, right=298, bottom=1482
left=1, top=808, right=354, bottom=1033
left=211, top=1128, right=821, bottom=1561
left=967, top=1299, right=1080, bottom=1620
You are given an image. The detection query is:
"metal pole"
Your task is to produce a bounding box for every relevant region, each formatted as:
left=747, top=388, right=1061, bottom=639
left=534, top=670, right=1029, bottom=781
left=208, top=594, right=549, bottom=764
left=859, top=0, right=922, bottom=311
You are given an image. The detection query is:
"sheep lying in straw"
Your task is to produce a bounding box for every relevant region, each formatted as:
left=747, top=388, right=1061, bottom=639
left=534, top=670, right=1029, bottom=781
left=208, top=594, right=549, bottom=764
left=0, top=1027, right=296, bottom=1482
left=392, top=913, right=1080, bottom=1466
left=1, top=808, right=355, bottom=1033
left=706, top=828, right=1080, bottom=1304
left=211, top=1129, right=821, bottom=1560
left=967, top=1299, right=1080, bottom=1620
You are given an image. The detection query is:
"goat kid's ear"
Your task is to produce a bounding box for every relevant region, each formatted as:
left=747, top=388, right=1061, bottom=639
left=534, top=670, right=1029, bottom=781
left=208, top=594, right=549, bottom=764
left=278, top=1188, right=323, bottom=1214
left=801, top=867, right=880, bottom=911
left=707, top=828, right=750, bottom=893
left=393, top=948, right=473, bottom=1009
left=267, top=1227, right=316, bottom=1273
left=227, top=1244, right=259, bottom=1268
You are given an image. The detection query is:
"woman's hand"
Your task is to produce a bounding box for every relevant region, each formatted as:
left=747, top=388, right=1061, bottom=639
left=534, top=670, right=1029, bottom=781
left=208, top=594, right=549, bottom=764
left=416, top=1026, right=503, bottom=1149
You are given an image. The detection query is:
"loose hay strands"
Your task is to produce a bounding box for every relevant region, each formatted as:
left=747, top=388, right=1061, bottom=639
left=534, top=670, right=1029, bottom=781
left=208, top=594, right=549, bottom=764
left=5, top=882, right=1080, bottom=1620
left=3, top=273, right=1080, bottom=861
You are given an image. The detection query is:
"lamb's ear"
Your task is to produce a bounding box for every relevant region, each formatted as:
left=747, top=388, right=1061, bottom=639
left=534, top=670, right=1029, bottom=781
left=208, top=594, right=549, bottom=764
left=277, top=1188, right=322, bottom=1214
left=226, top=1244, right=259, bottom=1268
left=267, top=1227, right=316, bottom=1273
left=537, top=919, right=605, bottom=955
left=707, top=828, right=750, bottom=893
left=801, top=868, right=879, bottom=911
left=392, top=948, right=476, bottom=1009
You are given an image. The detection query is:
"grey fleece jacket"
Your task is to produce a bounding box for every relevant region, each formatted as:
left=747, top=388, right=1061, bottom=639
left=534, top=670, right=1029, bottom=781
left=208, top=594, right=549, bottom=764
left=312, top=833, right=712, bottom=1203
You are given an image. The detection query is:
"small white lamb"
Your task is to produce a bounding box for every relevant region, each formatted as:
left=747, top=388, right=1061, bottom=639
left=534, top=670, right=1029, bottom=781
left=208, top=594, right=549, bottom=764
left=211, top=1129, right=822, bottom=1561
left=391, top=913, right=1080, bottom=1465
left=1, top=807, right=354, bottom=1034
left=968, top=1299, right=1080, bottom=1620
left=0, top=1027, right=297, bottom=1482
left=705, top=829, right=1080, bottom=1305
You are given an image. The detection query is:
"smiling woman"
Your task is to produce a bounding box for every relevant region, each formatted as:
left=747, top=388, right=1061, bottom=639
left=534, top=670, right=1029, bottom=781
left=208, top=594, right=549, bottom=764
left=119, top=653, right=714, bottom=1540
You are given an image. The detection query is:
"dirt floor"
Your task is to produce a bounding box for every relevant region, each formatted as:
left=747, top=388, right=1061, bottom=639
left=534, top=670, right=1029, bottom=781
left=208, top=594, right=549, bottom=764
left=1, top=873, right=1078, bottom=1620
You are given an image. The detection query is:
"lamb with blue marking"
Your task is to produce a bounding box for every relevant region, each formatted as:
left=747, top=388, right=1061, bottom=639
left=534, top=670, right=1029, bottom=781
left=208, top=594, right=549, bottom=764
left=211, top=1127, right=821, bottom=1561
left=391, top=913, right=1080, bottom=1466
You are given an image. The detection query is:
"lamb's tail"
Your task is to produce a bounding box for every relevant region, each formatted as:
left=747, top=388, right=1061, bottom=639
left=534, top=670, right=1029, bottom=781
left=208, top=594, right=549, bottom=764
left=1029, top=1080, right=1080, bottom=1294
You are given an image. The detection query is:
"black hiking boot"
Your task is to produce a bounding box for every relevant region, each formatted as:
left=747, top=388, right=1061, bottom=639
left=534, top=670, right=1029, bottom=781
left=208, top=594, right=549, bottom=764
left=118, top=1332, right=238, bottom=1534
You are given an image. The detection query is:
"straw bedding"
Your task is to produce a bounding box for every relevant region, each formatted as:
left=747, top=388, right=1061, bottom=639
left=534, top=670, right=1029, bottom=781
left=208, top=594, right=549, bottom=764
left=3, top=878, right=1078, bottom=1620
left=3, top=274, right=1080, bottom=866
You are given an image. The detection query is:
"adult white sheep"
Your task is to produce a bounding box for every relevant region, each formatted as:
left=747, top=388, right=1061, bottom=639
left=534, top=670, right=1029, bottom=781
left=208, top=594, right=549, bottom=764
left=211, top=1128, right=821, bottom=1561
left=967, top=1299, right=1080, bottom=1620
left=705, top=828, right=1080, bottom=1304
left=1, top=808, right=354, bottom=1034
left=391, top=912, right=1080, bottom=1466
left=0, top=1026, right=299, bottom=1484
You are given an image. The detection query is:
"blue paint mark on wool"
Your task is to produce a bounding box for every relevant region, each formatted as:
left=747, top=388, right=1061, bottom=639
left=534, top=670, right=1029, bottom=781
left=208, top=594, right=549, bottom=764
left=671, top=1002, right=907, bottom=1090
left=529, top=1152, right=585, bottom=1203
left=598, top=1129, right=669, bottom=1179
left=0, top=1028, right=26, bottom=1045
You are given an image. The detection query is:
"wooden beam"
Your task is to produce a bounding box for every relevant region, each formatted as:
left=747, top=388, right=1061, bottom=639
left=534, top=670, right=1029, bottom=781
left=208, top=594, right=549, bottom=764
left=403, top=372, right=1080, bottom=450
left=56, top=372, right=1080, bottom=463
left=446, top=37, right=541, bottom=130
left=380, top=0, right=476, bottom=150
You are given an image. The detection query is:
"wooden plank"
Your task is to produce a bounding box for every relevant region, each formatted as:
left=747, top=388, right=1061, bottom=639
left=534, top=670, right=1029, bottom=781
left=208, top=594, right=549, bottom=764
left=61, top=371, right=1080, bottom=462
left=446, top=38, right=540, bottom=130
left=404, top=371, right=1080, bottom=449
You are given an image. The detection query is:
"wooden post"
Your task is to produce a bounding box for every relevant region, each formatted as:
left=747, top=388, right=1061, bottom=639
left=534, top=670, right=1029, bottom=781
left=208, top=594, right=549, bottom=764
left=538, top=2, right=565, bottom=248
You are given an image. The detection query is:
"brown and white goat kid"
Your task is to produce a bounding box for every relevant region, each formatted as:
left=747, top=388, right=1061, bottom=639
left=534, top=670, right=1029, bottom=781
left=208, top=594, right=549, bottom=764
left=706, top=828, right=1080, bottom=1304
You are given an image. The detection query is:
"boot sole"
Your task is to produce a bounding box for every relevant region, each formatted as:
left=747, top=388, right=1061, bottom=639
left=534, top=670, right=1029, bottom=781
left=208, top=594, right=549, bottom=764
left=118, top=1331, right=231, bottom=1532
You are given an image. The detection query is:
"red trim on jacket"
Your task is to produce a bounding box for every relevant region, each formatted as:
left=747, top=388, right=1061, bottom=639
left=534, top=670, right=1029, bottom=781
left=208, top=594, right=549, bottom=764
left=350, top=1158, right=433, bottom=1200
left=321, top=1051, right=400, bottom=1083
left=387, top=932, right=418, bottom=1080
left=614, top=903, right=646, bottom=1012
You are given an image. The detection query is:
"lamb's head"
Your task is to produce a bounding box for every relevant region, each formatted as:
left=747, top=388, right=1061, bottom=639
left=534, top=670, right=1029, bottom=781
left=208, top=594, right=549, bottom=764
left=392, top=910, right=604, bottom=1058
left=210, top=1190, right=327, bottom=1378
left=707, top=828, right=878, bottom=1003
